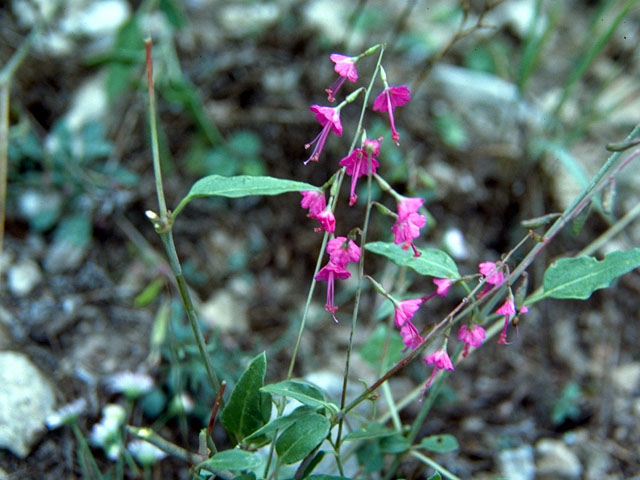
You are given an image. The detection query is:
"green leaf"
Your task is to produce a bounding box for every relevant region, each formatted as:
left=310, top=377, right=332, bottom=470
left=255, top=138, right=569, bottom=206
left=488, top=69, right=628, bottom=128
left=275, top=413, right=330, bottom=465
left=198, top=449, right=262, bottom=471
left=244, top=406, right=316, bottom=444
left=356, top=440, right=383, bottom=474
left=366, top=241, right=460, bottom=279
left=344, top=422, right=396, bottom=441
left=261, top=380, right=337, bottom=413
left=379, top=434, right=410, bottom=454
left=542, top=249, right=640, bottom=300
left=220, top=353, right=271, bottom=442
left=418, top=434, right=459, bottom=453
left=359, top=325, right=405, bottom=369
left=175, top=175, right=318, bottom=217
left=427, top=473, right=443, bottom=480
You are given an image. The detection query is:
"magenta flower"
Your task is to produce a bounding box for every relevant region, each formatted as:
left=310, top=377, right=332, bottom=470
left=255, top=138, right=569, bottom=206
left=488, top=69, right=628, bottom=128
left=372, top=85, right=411, bottom=145
left=326, top=236, right=361, bottom=267
left=339, top=137, right=382, bottom=206
left=326, top=54, right=358, bottom=102
left=301, top=190, right=326, bottom=217
left=477, top=261, right=505, bottom=298
left=394, top=298, right=424, bottom=328
left=315, top=262, right=351, bottom=322
left=305, top=105, right=343, bottom=164
left=391, top=196, right=426, bottom=257
left=496, top=297, right=516, bottom=345
left=315, top=239, right=361, bottom=322
left=433, top=278, right=453, bottom=297
left=458, top=324, right=486, bottom=358
left=301, top=191, right=335, bottom=233
left=400, top=322, right=423, bottom=352
left=423, top=348, right=454, bottom=390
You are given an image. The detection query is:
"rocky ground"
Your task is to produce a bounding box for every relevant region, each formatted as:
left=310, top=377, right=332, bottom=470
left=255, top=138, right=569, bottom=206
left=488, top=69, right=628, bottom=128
left=1, top=0, right=639, bottom=478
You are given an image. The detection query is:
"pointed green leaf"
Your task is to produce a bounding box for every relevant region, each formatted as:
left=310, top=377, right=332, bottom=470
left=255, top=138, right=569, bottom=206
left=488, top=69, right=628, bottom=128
left=275, top=413, right=330, bottom=464
left=542, top=248, right=640, bottom=300
left=344, top=422, right=396, bottom=441
left=220, top=353, right=271, bottom=442
left=418, top=434, right=459, bottom=453
left=244, top=406, right=316, bottom=444
left=197, top=449, right=261, bottom=471
left=175, top=175, right=318, bottom=217
left=366, top=242, right=460, bottom=279
left=379, top=434, right=410, bottom=453
left=261, top=380, right=338, bottom=413
left=427, top=473, right=443, bottom=480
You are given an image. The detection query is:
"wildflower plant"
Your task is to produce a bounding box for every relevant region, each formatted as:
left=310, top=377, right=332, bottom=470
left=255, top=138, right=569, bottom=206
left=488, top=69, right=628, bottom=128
left=32, top=25, right=640, bottom=478
left=132, top=39, right=640, bottom=480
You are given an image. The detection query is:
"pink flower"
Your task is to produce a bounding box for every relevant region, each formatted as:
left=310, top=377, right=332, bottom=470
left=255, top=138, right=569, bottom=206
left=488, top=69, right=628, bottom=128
left=400, top=322, right=423, bottom=352
left=496, top=297, right=516, bottom=345
left=315, top=239, right=361, bottom=322
left=394, top=298, right=424, bottom=328
left=313, top=207, right=336, bottom=233
left=423, top=348, right=454, bottom=390
left=477, top=261, right=505, bottom=298
left=479, top=261, right=504, bottom=286
left=315, top=262, right=351, bottom=322
left=391, top=196, right=426, bottom=257
left=326, top=236, right=361, bottom=267
left=305, top=105, right=343, bottom=164
left=326, top=54, right=358, bottom=102
left=433, top=278, right=453, bottom=297
left=301, top=191, right=335, bottom=233
left=372, top=85, right=411, bottom=145
left=301, top=191, right=326, bottom=217
left=458, top=324, right=486, bottom=358
left=339, top=137, right=382, bottom=206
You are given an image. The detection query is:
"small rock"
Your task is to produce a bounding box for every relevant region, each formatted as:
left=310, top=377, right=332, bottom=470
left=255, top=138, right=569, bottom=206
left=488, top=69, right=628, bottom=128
left=498, top=444, right=535, bottom=480
left=610, top=362, right=640, bottom=395
left=44, top=238, right=88, bottom=274
left=535, top=438, right=582, bottom=480
left=200, top=290, right=248, bottom=333
left=220, top=2, right=280, bottom=37
left=303, top=0, right=350, bottom=44
left=8, top=259, right=42, bottom=297
left=0, top=351, right=56, bottom=458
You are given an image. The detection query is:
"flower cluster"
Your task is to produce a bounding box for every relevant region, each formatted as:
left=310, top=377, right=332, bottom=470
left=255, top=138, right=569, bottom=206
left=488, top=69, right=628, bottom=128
left=90, top=404, right=127, bottom=461
left=339, top=137, right=382, bottom=206
left=391, top=196, right=427, bottom=257
left=301, top=190, right=335, bottom=233
left=315, top=237, right=361, bottom=322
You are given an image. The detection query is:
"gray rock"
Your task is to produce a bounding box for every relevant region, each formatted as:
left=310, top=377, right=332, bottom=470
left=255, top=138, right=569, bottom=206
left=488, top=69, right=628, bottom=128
left=8, top=259, right=42, bottom=297
left=0, top=351, right=56, bottom=458
left=611, top=362, right=640, bottom=395
left=498, top=444, right=536, bottom=480
left=535, top=438, right=582, bottom=479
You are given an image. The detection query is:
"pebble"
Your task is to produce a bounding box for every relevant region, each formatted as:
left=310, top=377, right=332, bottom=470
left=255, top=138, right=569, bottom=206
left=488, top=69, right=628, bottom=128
left=535, top=438, right=582, bottom=479
left=200, top=290, right=248, bottom=333
left=8, top=259, right=43, bottom=297
left=497, top=444, right=535, bottom=480
left=610, top=362, right=640, bottom=395
left=0, top=351, right=56, bottom=458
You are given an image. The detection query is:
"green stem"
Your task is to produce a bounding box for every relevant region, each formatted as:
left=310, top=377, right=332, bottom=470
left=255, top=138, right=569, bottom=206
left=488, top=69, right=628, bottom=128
left=334, top=45, right=385, bottom=454
left=0, top=22, right=42, bottom=268
left=410, top=450, right=462, bottom=480
left=145, top=38, right=220, bottom=394
left=127, top=425, right=203, bottom=464
left=145, top=38, right=167, bottom=218
left=160, top=233, right=220, bottom=392
left=71, top=422, right=103, bottom=480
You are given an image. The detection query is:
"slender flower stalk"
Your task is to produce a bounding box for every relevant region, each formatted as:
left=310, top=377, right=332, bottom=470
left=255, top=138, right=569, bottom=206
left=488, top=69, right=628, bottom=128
left=144, top=38, right=220, bottom=396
